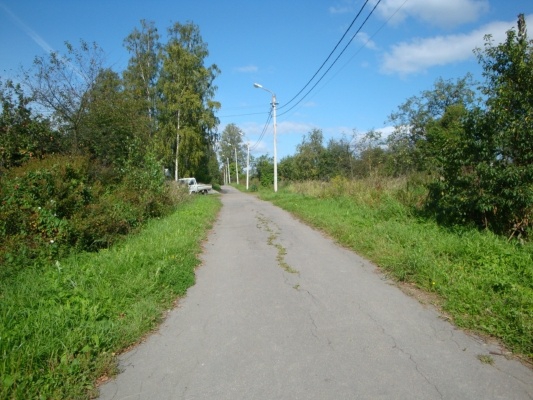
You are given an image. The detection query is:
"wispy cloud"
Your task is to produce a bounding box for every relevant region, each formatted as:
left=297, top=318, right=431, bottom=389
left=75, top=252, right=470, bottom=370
left=375, top=0, right=490, bottom=29
left=235, top=65, right=258, bottom=73
left=380, top=16, right=531, bottom=75
left=0, top=2, right=54, bottom=54
left=329, top=5, right=353, bottom=15
left=355, top=31, right=377, bottom=50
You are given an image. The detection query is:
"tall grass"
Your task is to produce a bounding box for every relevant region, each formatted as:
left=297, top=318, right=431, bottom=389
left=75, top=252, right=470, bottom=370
left=259, top=177, right=533, bottom=360
left=0, top=195, right=221, bottom=399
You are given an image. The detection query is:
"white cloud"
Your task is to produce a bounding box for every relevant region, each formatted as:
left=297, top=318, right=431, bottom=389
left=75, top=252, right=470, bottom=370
left=375, top=0, right=490, bottom=29
left=235, top=65, right=258, bottom=73
left=277, top=121, right=316, bottom=135
left=380, top=17, right=529, bottom=75
left=329, top=0, right=355, bottom=14
left=329, top=5, right=353, bottom=15
left=355, top=31, right=377, bottom=50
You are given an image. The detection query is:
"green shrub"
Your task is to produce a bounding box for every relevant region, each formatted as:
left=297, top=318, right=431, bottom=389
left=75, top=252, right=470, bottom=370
left=0, top=154, right=183, bottom=280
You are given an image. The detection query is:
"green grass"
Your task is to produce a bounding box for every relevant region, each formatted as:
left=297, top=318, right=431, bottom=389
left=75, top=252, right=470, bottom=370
left=0, top=195, right=221, bottom=399
left=257, top=180, right=533, bottom=361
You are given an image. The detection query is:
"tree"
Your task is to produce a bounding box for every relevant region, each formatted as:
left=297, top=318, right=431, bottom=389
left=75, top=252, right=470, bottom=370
left=157, top=22, right=220, bottom=179
left=22, top=40, right=106, bottom=154
left=218, top=123, right=245, bottom=181
left=427, top=15, right=533, bottom=237
left=387, top=74, right=478, bottom=175
left=293, top=128, right=327, bottom=180
left=352, top=129, right=387, bottom=177
left=0, top=79, right=59, bottom=169
left=78, top=69, right=142, bottom=169
left=254, top=154, right=274, bottom=187
left=123, top=20, right=161, bottom=138
left=323, top=136, right=355, bottom=179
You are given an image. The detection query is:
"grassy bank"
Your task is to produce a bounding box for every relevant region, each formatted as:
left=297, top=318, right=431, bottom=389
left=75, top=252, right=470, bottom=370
left=257, top=178, right=533, bottom=362
left=0, top=195, right=221, bottom=399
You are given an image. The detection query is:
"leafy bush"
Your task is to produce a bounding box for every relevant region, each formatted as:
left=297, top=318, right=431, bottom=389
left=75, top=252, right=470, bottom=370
left=0, top=154, right=183, bottom=280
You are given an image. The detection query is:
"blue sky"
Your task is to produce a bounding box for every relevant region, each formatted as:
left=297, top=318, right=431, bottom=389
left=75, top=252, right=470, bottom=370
left=1, top=0, right=531, bottom=159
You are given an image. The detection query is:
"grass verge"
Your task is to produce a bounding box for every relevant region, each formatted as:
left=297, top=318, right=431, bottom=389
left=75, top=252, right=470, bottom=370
left=0, top=195, right=221, bottom=399
left=257, top=181, right=533, bottom=362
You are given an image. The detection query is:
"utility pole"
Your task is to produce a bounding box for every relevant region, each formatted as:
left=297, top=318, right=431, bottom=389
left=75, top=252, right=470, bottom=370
left=272, top=93, right=277, bottom=192
left=246, top=141, right=250, bottom=190
left=227, top=157, right=231, bottom=183
left=175, top=110, right=180, bottom=181
left=253, top=83, right=278, bottom=192
left=235, top=147, right=239, bottom=185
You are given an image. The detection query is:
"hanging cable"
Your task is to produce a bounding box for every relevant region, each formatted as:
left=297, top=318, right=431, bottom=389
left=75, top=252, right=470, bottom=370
left=279, top=0, right=371, bottom=110
left=278, top=0, right=383, bottom=118
left=250, top=108, right=272, bottom=152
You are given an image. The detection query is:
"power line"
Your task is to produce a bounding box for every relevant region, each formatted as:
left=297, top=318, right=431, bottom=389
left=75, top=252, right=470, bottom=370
left=250, top=108, right=272, bottom=152
left=218, top=111, right=268, bottom=118
left=278, top=0, right=383, bottom=118
left=279, top=0, right=371, bottom=110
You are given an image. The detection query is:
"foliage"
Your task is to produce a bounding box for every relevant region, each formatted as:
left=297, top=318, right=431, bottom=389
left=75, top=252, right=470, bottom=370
left=0, top=79, right=61, bottom=169
left=426, top=16, right=533, bottom=237
left=22, top=40, right=106, bottom=154
left=122, top=19, right=161, bottom=138
left=156, top=21, right=221, bottom=179
left=254, top=154, right=274, bottom=187
left=0, top=196, right=221, bottom=400
left=258, top=179, right=533, bottom=359
left=293, top=128, right=328, bottom=180
left=218, top=123, right=245, bottom=181
left=79, top=69, right=144, bottom=169
left=0, top=154, right=182, bottom=280
left=387, top=74, right=478, bottom=175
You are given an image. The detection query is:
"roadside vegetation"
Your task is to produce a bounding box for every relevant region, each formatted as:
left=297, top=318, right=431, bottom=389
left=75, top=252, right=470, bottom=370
left=0, top=195, right=220, bottom=399
left=257, top=178, right=532, bottom=362
left=1, top=18, right=222, bottom=399
left=1, top=11, right=531, bottom=400
left=236, top=16, right=533, bottom=362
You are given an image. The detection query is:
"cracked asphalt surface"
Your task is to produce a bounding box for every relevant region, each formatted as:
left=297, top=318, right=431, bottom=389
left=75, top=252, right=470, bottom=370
left=99, top=186, right=533, bottom=400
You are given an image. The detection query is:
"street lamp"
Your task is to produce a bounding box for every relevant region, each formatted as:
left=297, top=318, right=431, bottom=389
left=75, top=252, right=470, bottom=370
left=253, top=83, right=278, bottom=192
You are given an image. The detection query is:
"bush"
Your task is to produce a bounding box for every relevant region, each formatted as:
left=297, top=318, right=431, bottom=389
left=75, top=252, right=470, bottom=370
left=0, top=154, right=183, bottom=280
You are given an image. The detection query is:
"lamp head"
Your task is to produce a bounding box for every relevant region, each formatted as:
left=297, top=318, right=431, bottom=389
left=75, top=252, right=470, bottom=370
left=253, top=83, right=263, bottom=89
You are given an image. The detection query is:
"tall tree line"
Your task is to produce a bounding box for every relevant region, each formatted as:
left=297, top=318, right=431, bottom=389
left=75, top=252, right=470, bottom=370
left=1, top=20, right=220, bottom=182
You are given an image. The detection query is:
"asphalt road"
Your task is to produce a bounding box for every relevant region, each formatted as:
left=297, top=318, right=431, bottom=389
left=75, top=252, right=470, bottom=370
left=99, top=186, right=533, bottom=400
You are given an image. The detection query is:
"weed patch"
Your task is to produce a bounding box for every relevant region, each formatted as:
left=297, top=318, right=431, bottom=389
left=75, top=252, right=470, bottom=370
left=257, top=181, right=533, bottom=361
left=0, top=195, right=221, bottom=399
left=256, top=213, right=298, bottom=274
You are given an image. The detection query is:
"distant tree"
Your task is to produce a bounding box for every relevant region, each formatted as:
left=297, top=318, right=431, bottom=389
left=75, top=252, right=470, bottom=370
left=293, top=128, right=327, bottom=180
left=22, top=40, right=106, bottom=154
left=78, top=69, right=142, bottom=169
left=157, top=22, right=220, bottom=179
left=352, top=129, right=387, bottom=177
left=323, top=136, right=355, bottom=179
left=0, top=79, right=60, bottom=169
left=387, top=74, right=478, bottom=175
left=218, top=123, right=245, bottom=181
left=123, top=20, right=161, bottom=138
left=278, top=154, right=297, bottom=181
left=254, top=154, right=274, bottom=187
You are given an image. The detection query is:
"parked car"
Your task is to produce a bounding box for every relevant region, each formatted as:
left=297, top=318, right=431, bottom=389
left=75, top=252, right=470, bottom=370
left=178, top=177, right=212, bottom=194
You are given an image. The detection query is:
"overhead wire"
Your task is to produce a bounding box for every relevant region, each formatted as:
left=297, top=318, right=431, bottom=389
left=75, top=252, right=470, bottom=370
left=227, top=0, right=404, bottom=154
left=279, top=0, right=371, bottom=110
left=249, top=108, right=272, bottom=151
left=322, top=0, right=410, bottom=90
left=278, top=0, right=383, bottom=118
